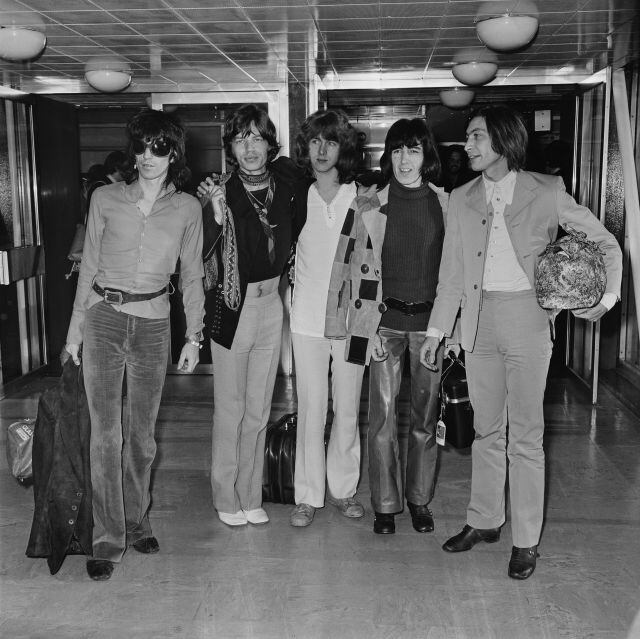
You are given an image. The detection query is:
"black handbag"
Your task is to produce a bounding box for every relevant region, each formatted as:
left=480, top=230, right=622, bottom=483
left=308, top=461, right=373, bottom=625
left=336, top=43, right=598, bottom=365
left=439, top=355, right=475, bottom=449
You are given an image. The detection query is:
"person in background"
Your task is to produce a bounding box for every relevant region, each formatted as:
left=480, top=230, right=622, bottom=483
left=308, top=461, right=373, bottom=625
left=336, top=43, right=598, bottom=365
left=83, top=151, right=127, bottom=218
left=441, top=144, right=476, bottom=193
left=288, top=109, right=365, bottom=528
left=198, top=104, right=298, bottom=528
left=65, top=108, right=204, bottom=581
left=325, top=118, right=450, bottom=535
left=420, top=105, right=622, bottom=580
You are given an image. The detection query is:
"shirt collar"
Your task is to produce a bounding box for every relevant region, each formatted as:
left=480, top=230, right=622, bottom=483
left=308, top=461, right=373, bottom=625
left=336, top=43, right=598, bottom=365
left=124, top=180, right=176, bottom=203
left=483, top=170, right=517, bottom=205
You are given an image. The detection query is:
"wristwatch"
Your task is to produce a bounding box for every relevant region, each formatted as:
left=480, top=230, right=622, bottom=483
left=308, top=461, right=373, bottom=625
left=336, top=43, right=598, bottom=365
left=186, top=331, right=203, bottom=348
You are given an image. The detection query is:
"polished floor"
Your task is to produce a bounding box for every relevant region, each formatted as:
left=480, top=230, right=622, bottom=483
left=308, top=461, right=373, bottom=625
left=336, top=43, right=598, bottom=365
left=1, top=366, right=639, bottom=639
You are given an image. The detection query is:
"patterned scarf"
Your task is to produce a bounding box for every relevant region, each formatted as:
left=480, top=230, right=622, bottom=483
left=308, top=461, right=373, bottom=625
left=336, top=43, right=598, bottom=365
left=202, top=173, right=240, bottom=311
left=242, top=175, right=276, bottom=264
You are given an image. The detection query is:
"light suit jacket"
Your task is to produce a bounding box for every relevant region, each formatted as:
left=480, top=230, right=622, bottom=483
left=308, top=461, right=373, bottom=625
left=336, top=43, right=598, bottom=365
left=428, top=171, right=623, bottom=352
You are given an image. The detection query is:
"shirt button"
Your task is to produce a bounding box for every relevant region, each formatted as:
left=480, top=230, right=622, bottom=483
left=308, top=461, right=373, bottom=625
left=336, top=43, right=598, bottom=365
left=474, top=284, right=478, bottom=289
left=378, top=302, right=387, bottom=313
left=354, top=299, right=362, bottom=309
left=68, top=519, right=74, bottom=525
left=477, top=251, right=482, bottom=257
left=361, top=264, right=369, bottom=274
left=71, top=505, right=78, bottom=511
left=482, top=219, right=486, bottom=225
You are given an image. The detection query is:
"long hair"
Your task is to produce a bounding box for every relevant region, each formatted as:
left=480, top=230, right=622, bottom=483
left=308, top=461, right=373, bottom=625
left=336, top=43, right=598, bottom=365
left=223, top=104, right=280, bottom=167
left=380, top=118, right=441, bottom=184
left=294, top=109, right=358, bottom=184
left=469, top=106, right=528, bottom=171
left=124, top=108, right=190, bottom=191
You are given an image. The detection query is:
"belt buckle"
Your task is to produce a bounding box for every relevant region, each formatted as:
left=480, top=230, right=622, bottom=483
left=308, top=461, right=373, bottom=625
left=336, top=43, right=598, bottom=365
left=104, top=289, right=123, bottom=305
left=402, top=301, right=415, bottom=316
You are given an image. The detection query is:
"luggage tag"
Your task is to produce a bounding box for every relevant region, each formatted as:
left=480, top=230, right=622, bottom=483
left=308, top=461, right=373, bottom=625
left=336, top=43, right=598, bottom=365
left=436, top=419, right=446, bottom=446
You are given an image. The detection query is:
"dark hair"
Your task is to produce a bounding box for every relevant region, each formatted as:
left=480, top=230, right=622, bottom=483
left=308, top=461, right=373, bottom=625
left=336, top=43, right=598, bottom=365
left=104, top=150, right=126, bottom=176
left=294, top=109, right=358, bottom=183
left=380, top=118, right=441, bottom=184
left=223, top=104, right=280, bottom=167
left=468, top=105, right=528, bottom=171
left=446, top=144, right=466, bottom=161
left=124, top=108, right=190, bottom=190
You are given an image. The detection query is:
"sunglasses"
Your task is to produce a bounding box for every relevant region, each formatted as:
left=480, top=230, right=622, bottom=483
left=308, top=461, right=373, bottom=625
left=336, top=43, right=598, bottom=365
left=132, top=137, right=172, bottom=158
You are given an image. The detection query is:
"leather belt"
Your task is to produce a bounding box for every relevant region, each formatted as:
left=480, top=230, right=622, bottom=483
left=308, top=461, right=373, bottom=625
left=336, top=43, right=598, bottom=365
left=383, top=297, right=433, bottom=316
left=93, top=282, right=167, bottom=305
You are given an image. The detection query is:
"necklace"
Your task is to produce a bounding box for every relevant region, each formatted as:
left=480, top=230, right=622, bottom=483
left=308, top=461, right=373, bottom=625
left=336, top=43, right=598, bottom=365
left=238, top=169, right=270, bottom=186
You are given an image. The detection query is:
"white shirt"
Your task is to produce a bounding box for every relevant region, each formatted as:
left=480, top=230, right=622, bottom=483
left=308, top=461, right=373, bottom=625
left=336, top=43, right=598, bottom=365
left=291, top=181, right=357, bottom=337
left=482, top=170, right=531, bottom=292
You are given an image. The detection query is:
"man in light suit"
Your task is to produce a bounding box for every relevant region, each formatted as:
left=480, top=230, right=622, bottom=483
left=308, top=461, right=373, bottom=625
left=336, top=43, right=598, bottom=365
left=420, top=105, right=622, bottom=579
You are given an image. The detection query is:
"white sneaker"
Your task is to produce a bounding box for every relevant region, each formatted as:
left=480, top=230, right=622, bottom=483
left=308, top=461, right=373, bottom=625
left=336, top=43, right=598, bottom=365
left=243, top=508, right=269, bottom=525
left=218, top=510, right=248, bottom=526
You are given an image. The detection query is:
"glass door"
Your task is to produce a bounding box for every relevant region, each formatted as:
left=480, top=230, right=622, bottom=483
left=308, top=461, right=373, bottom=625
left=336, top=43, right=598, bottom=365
left=0, top=98, right=46, bottom=389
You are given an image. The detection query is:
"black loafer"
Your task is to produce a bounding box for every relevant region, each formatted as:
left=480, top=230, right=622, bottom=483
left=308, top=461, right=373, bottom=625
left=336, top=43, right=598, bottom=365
left=442, top=524, right=501, bottom=552
left=508, top=545, right=539, bottom=580
left=373, top=512, right=395, bottom=534
left=407, top=502, right=434, bottom=533
left=132, top=536, right=160, bottom=554
left=86, top=559, right=114, bottom=581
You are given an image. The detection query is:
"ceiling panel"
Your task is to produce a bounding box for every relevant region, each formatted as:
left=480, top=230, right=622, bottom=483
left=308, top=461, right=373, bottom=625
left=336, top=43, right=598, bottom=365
left=0, top=0, right=636, bottom=101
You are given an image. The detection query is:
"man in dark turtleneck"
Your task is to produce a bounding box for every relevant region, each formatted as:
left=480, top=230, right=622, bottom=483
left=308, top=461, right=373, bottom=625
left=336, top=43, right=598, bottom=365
left=325, top=118, right=450, bottom=535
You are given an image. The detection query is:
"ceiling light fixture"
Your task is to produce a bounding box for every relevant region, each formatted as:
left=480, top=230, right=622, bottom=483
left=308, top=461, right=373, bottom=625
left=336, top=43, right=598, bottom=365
left=439, top=87, right=475, bottom=109
left=475, top=1, right=539, bottom=52
left=451, top=47, right=499, bottom=86
left=0, top=11, right=46, bottom=62
left=85, top=57, right=132, bottom=93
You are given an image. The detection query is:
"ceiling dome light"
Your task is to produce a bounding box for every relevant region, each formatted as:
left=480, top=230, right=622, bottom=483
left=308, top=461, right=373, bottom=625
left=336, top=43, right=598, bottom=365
left=452, top=61, right=498, bottom=86
left=451, top=46, right=499, bottom=86
left=475, top=1, right=539, bottom=52
left=0, top=11, right=46, bottom=61
left=439, top=88, right=475, bottom=109
left=85, top=57, right=132, bottom=93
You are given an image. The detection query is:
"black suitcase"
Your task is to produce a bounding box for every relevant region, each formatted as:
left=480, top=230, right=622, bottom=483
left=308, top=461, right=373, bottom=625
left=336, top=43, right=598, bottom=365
left=440, top=355, right=475, bottom=449
left=262, top=413, right=332, bottom=504
left=262, top=413, right=297, bottom=504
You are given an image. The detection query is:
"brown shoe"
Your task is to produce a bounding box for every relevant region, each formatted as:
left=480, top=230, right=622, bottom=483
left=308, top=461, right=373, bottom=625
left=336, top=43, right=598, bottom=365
left=442, top=524, right=500, bottom=552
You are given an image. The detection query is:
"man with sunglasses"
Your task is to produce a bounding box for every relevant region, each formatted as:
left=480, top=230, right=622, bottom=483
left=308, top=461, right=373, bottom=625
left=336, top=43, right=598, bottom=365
left=65, top=108, right=204, bottom=581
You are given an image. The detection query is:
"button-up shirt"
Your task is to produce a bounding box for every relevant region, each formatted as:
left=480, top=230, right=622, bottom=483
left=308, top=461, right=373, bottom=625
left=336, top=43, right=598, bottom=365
left=67, top=180, right=204, bottom=344
left=481, top=170, right=531, bottom=292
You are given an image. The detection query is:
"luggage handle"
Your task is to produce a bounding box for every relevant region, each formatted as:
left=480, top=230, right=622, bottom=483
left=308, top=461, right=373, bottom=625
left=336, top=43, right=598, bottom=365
left=439, top=354, right=467, bottom=423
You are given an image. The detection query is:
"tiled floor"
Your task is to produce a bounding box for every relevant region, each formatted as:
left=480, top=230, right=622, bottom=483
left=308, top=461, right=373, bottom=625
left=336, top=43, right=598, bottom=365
left=1, top=368, right=639, bottom=638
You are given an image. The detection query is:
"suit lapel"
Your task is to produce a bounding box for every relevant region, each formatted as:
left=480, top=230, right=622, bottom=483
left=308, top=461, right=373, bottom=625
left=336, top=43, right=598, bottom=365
left=465, top=177, right=487, bottom=216
left=504, top=171, right=536, bottom=221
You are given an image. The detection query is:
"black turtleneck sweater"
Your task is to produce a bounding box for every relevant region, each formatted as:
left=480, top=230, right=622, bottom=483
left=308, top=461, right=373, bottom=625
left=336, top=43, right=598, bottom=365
left=380, top=178, right=444, bottom=331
